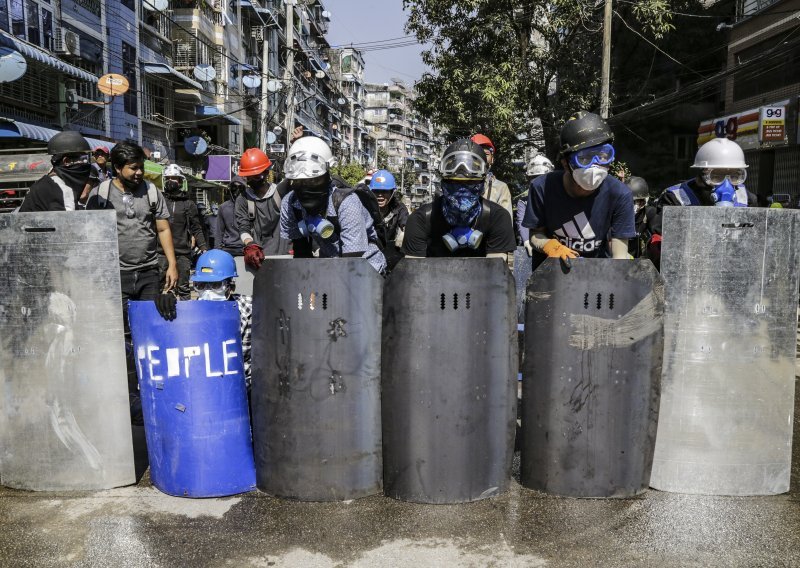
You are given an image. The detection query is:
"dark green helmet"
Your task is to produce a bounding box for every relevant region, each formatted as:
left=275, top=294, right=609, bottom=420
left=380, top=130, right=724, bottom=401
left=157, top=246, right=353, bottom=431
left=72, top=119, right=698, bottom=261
left=559, top=111, right=613, bottom=156
left=47, top=131, right=91, bottom=158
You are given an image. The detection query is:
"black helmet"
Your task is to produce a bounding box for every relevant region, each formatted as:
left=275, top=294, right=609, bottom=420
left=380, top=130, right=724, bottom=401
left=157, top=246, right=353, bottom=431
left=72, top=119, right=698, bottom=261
left=559, top=111, right=613, bottom=156
left=439, top=138, right=487, bottom=181
left=47, top=130, right=91, bottom=157
left=628, top=176, right=649, bottom=199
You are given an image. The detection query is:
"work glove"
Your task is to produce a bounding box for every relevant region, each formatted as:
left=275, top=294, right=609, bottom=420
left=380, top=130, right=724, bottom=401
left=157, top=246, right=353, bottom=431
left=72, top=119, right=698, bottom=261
left=154, top=293, right=177, bottom=321
left=523, top=240, right=534, bottom=257
left=244, top=243, right=265, bottom=271
left=542, top=238, right=579, bottom=270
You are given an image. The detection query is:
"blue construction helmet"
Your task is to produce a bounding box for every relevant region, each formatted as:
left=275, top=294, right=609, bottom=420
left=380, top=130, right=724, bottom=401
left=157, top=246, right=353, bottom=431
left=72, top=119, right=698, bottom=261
left=369, top=169, right=396, bottom=191
left=191, top=250, right=238, bottom=282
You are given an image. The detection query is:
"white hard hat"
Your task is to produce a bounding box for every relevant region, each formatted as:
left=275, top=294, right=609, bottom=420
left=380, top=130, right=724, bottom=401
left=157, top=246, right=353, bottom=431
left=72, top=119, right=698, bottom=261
left=284, top=136, right=335, bottom=180
left=527, top=154, right=554, bottom=177
left=692, top=138, right=748, bottom=169
left=163, top=163, right=185, bottom=178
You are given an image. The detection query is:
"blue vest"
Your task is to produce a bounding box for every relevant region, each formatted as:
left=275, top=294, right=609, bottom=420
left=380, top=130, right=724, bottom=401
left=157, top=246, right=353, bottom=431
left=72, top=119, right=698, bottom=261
left=665, top=180, right=749, bottom=207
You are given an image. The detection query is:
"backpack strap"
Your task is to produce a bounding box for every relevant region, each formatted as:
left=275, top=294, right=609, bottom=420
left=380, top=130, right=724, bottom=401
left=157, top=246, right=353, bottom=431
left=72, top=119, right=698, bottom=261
left=475, top=199, right=492, bottom=233
left=248, top=198, right=255, bottom=220
left=147, top=183, right=158, bottom=213
left=97, top=179, right=112, bottom=208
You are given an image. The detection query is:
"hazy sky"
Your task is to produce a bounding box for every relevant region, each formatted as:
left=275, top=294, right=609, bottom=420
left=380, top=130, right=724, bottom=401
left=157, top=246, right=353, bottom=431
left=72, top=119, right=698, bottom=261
left=325, top=0, right=430, bottom=85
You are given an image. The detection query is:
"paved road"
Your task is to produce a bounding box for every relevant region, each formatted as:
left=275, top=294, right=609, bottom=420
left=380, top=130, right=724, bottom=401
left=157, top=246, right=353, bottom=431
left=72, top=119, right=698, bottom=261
left=2, top=387, right=798, bottom=568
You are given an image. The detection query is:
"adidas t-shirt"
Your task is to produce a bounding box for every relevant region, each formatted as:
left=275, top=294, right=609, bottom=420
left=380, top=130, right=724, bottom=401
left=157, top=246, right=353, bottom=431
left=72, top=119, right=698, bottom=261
left=522, top=170, right=636, bottom=268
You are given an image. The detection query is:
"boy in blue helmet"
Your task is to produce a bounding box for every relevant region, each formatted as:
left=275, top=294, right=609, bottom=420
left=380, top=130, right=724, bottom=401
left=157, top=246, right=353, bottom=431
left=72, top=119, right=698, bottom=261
left=370, top=169, right=409, bottom=269
left=155, top=249, right=253, bottom=387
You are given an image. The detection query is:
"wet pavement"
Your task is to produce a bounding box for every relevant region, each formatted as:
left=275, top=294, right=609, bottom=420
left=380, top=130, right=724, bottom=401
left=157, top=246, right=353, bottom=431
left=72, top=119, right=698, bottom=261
left=2, top=383, right=799, bottom=568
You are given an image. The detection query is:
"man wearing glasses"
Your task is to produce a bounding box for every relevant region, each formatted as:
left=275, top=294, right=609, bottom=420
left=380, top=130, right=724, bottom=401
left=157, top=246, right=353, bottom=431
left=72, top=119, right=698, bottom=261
left=646, top=137, right=756, bottom=268
left=522, top=111, right=636, bottom=269
left=18, top=131, right=94, bottom=212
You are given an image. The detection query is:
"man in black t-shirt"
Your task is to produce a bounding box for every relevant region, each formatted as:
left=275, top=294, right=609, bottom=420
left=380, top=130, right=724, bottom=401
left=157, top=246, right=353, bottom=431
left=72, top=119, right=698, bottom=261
left=402, top=139, right=516, bottom=259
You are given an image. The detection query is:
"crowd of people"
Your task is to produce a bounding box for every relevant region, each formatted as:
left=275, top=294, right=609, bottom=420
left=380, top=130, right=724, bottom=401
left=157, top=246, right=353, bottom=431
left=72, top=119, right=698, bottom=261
left=13, top=110, right=760, bottom=419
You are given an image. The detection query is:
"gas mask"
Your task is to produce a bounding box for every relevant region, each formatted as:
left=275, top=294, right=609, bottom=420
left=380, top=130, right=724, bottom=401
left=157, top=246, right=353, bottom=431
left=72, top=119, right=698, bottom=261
left=164, top=179, right=184, bottom=198
left=443, top=226, right=484, bottom=252
left=298, top=215, right=335, bottom=239
left=711, top=179, right=736, bottom=207
left=571, top=165, right=608, bottom=192
left=292, top=174, right=331, bottom=215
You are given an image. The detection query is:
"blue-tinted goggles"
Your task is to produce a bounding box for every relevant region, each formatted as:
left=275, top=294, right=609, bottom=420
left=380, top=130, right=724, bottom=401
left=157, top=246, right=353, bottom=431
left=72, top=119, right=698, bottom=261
left=569, top=143, right=615, bottom=169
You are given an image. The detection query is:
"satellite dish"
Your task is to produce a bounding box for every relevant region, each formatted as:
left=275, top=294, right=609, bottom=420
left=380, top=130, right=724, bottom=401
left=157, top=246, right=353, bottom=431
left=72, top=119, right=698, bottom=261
left=0, top=48, right=27, bottom=83
left=315, top=70, right=325, bottom=79
left=193, top=64, right=216, bottom=82
left=266, top=131, right=277, bottom=144
left=272, top=126, right=283, bottom=135
left=184, top=136, right=208, bottom=155
left=242, top=75, right=261, bottom=89
left=337, top=97, right=346, bottom=105
left=266, top=79, right=281, bottom=93
left=143, top=0, right=168, bottom=10
left=98, top=73, right=130, bottom=96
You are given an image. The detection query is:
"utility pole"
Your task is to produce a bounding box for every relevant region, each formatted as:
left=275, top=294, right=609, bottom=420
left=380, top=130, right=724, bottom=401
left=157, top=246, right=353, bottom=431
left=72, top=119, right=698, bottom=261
left=283, top=0, right=295, bottom=139
left=259, top=22, right=270, bottom=152
left=600, top=0, right=613, bottom=119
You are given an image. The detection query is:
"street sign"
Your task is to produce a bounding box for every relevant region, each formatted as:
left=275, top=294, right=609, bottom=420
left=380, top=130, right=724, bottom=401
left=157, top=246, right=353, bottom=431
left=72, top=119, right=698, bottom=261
left=759, top=106, right=786, bottom=143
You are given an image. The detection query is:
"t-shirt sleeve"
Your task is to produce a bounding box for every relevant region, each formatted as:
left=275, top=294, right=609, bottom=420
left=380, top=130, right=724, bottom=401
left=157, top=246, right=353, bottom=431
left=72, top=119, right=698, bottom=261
left=486, top=205, right=517, bottom=254
left=153, top=186, right=170, bottom=220
left=522, top=180, right=545, bottom=230
left=337, top=193, right=369, bottom=255
left=400, top=209, right=429, bottom=257
left=279, top=192, right=303, bottom=241
left=608, top=188, right=637, bottom=239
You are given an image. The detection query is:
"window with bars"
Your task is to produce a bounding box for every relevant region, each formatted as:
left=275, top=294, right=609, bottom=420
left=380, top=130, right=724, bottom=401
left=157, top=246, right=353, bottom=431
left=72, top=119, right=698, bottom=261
left=142, top=78, right=173, bottom=124
left=0, top=66, right=58, bottom=114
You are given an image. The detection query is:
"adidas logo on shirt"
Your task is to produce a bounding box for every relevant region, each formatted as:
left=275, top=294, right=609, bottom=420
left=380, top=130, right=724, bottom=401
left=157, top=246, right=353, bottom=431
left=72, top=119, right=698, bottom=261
left=553, top=212, right=604, bottom=252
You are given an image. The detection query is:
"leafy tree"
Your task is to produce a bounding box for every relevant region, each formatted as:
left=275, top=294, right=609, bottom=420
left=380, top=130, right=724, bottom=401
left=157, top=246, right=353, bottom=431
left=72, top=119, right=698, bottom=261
left=377, top=147, right=389, bottom=170
left=331, top=161, right=366, bottom=187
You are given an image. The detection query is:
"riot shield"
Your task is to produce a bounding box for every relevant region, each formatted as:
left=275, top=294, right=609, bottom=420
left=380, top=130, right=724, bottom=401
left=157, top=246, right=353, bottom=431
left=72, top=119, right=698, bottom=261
left=0, top=211, right=135, bottom=490
left=382, top=258, right=517, bottom=504
left=522, top=259, right=664, bottom=498
left=234, top=256, right=254, bottom=296
left=651, top=207, right=800, bottom=495
left=251, top=258, right=383, bottom=501
left=513, top=247, right=532, bottom=323
left=129, top=300, right=256, bottom=497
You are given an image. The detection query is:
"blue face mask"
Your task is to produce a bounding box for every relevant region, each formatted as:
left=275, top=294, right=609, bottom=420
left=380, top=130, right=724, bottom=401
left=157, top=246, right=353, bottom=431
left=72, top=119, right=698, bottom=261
left=711, top=178, right=736, bottom=207
left=441, top=180, right=483, bottom=227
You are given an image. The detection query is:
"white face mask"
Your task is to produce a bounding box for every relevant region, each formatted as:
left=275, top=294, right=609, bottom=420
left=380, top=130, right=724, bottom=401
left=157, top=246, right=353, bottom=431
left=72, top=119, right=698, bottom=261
left=571, top=165, right=608, bottom=192
left=198, top=289, right=228, bottom=301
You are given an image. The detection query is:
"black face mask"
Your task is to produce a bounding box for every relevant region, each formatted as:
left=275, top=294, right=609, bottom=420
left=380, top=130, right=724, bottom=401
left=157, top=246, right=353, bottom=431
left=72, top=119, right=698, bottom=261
left=292, top=175, right=330, bottom=215
left=164, top=180, right=184, bottom=198
left=54, top=163, right=92, bottom=193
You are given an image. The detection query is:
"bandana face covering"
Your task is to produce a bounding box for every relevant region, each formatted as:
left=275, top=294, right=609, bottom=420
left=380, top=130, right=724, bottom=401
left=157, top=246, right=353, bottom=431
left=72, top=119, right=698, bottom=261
left=54, top=163, right=92, bottom=193
left=441, top=180, right=483, bottom=227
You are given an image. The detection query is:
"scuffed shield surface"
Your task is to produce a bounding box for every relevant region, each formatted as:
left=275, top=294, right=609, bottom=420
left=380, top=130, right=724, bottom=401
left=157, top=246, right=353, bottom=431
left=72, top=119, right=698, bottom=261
left=0, top=211, right=135, bottom=490
left=251, top=259, right=383, bottom=501
left=522, top=259, right=664, bottom=497
left=513, top=246, right=532, bottom=323
left=382, top=258, right=517, bottom=503
left=651, top=207, right=800, bottom=495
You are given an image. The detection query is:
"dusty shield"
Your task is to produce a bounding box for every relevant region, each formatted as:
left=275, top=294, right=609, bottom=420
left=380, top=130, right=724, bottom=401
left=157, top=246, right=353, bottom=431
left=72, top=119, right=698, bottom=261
left=250, top=258, right=383, bottom=501
left=651, top=207, right=800, bottom=495
left=382, top=258, right=518, bottom=503
left=0, top=211, right=135, bottom=490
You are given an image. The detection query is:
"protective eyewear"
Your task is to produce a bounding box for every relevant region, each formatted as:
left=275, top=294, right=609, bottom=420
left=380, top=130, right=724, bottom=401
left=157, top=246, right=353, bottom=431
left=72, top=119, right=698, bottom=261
left=193, top=281, right=228, bottom=293
left=569, top=143, right=615, bottom=169
left=702, top=168, right=747, bottom=186
left=121, top=193, right=135, bottom=219
left=62, top=153, right=91, bottom=165
left=439, top=150, right=487, bottom=179
left=284, top=151, right=330, bottom=179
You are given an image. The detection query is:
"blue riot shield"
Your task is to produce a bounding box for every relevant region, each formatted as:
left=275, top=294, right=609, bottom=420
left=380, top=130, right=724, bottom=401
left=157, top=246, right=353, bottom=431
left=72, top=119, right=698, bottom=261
left=129, top=300, right=256, bottom=497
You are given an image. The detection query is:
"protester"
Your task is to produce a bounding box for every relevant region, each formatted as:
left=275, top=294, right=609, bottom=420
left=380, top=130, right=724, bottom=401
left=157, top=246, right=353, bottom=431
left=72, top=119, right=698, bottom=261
left=279, top=136, right=386, bottom=273
left=522, top=111, right=636, bottom=269
left=92, top=146, right=113, bottom=183
left=215, top=176, right=247, bottom=257
left=517, top=154, right=554, bottom=256
left=471, top=133, right=513, bottom=218
left=402, top=138, right=516, bottom=259
left=627, top=175, right=651, bottom=259
left=369, top=169, right=409, bottom=269
left=18, top=131, right=93, bottom=212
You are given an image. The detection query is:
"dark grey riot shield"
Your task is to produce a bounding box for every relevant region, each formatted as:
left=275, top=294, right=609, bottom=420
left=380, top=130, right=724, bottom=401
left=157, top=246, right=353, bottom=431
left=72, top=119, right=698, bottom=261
left=522, top=259, right=664, bottom=498
left=382, top=258, right=517, bottom=504
left=513, top=247, right=532, bottom=323
left=0, top=211, right=135, bottom=490
left=651, top=207, right=800, bottom=495
left=251, top=258, right=382, bottom=501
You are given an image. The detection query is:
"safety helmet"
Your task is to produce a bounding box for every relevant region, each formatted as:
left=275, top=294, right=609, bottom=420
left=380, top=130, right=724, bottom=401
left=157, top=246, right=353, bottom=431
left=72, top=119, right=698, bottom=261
left=284, top=136, right=335, bottom=180
left=527, top=155, right=554, bottom=177
left=191, top=250, right=238, bottom=283
left=47, top=131, right=91, bottom=157
left=691, top=138, right=747, bottom=169
left=238, top=148, right=273, bottom=177
left=163, top=164, right=185, bottom=179
left=439, top=139, right=488, bottom=181
left=470, top=133, right=495, bottom=154
left=559, top=111, right=613, bottom=156
left=627, top=176, right=649, bottom=200
left=370, top=169, right=396, bottom=191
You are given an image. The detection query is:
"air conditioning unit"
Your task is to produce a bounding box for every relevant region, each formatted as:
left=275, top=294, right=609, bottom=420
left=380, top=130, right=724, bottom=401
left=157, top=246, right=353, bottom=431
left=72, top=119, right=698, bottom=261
left=54, top=29, right=81, bottom=57
left=64, top=88, right=90, bottom=111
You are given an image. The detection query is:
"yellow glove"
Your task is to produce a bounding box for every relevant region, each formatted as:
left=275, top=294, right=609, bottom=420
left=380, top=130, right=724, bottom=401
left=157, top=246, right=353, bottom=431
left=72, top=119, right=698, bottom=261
left=542, top=239, right=579, bottom=261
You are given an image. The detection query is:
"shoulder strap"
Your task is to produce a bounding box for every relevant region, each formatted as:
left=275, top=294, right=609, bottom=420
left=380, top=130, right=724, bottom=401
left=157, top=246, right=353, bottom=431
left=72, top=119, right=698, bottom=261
left=147, top=184, right=158, bottom=211
left=248, top=198, right=255, bottom=220
left=98, top=179, right=111, bottom=208
left=475, top=199, right=492, bottom=233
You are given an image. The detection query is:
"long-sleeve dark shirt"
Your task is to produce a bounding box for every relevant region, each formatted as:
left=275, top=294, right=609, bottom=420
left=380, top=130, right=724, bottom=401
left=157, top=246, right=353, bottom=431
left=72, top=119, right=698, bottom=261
left=214, top=199, right=244, bottom=256
left=159, top=197, right=208, bottom=257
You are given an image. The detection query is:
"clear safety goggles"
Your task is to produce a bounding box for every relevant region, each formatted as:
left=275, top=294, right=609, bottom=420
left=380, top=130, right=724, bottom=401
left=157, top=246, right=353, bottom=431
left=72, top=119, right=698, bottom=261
left=439, top=150, right=487, bottom=179
left=702, top=168, right=747, bottom=186
left=569, top=143, right=615, bottom=169
left=193, top=280, right=228, bottom=293
left=284, top=151, right=330, bottom=179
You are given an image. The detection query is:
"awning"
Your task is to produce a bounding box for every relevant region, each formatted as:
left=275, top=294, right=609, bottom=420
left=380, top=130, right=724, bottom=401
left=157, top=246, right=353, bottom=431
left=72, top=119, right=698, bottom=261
left=0, top=31, right=98, bottom=83
left=143, top=62, right=203, bottom=90
left=0, top=119, right=112, bottom=151
left=195, top=105, right=241, bottom=126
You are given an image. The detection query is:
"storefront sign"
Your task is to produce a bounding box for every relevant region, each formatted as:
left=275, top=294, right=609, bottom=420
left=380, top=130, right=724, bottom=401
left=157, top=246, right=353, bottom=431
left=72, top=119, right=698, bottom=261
left=760, top=106, right=786, bottom=143
left=697, top=107, right=760, bottom=150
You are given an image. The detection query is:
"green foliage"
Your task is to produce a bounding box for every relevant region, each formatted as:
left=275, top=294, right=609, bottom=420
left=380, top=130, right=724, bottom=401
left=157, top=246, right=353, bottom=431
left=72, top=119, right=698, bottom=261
left=331, top=161, right=366, bottom=187
left=377, top=147, right=389, bottom=170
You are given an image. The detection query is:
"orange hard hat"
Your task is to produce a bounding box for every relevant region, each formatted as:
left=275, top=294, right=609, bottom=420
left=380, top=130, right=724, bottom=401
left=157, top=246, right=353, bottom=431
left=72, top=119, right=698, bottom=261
left=238, top=148, right=273, bottom=177
left=470, top=133, right=495, bottom=153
